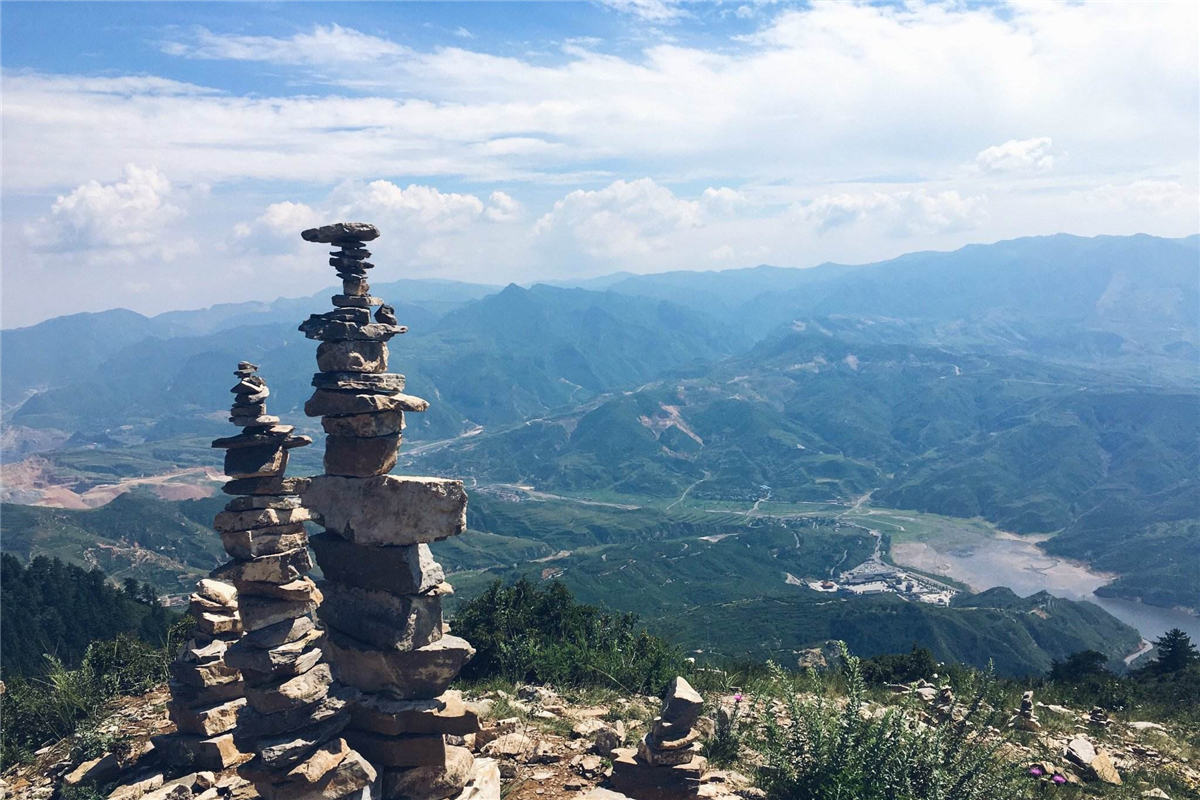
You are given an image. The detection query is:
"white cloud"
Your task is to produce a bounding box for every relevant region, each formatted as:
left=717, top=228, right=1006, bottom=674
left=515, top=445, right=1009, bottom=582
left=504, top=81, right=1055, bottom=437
left=162, top=24, right=408, bottom=65
left=453, top=27, right=474, bottom=39
left=710, top=244, right=735, bottom=260
left=798, top=190, right=987, bottom=237
left=975, top=137, right=1055, bottom=173
left=735, top=6, right=754, bottom=21
left=1087, top=180, right=1196, bottom=212
left=35, top=164, right=184, bottom=249
left=600, top=0, right=689, bottom=23
left=533, top=178, right=702, bottom=259
left=701, top=187, right=748, bottom=215
left=484, top=191, right=525, bottom=223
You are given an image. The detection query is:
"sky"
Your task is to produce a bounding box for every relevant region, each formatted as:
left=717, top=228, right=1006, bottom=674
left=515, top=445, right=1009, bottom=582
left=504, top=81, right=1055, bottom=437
left=2, top=0, right=1197, bottom=328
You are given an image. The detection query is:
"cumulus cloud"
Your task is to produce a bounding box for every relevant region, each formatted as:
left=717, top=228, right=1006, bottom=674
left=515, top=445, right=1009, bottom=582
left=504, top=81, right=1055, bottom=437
left=1087, top=180, right=1196, bottom=211
left=975, top=137, right=1055, bottom=173
left=798, top=190, right=987, bottom=237
left=484, top=191, right=525, bottom=223
left=35, top=164, right=185, bottom=249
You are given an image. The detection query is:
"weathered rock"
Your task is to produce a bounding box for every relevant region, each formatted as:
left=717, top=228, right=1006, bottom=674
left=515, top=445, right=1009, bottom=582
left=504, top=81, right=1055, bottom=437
left=107, top=772, right=165, bottom=800
left=324, top=433, right=401, bottom=478
left=322, top=630, right=474, bottom=699
left=310, top=535, right=444, bottom=594
left=256, top=713, right=352, bottom=769
left=169, top=698, right=247, bottom=737
left=321, top=410, right=404, bottom=438
left=138, top=783, right=191, bottom=800
left=224, top=446, right=287, bottom=480
left=170, top=659, right=241, bottom=689
left=195, top=609, right=242, bottom=637
left=305, top=475, right=467, bottom=546
left=226, top=630, right=324, bottom=674
left=1065, top=736, right=1097, bottom=768
left=195, top=579, right=238, bottom=607
left=153, top=733, right=251, bottom=771
left=312, top=372, right=405, bottom=393
left=350, top=691, right=480, bottom=737
left=481, top=733, right=534, bottom=760
left=237, top=594, right=320, bottom=632
left=241, top=613, right=317, bottom=650
left=65, top=753, right=121, bottom=786
left=326, top=306, right=373, bottom=324
left=302, top=222, right=380, bottom=243
left=214, top=507, right=314, bottom=533
left=212, top=548, right=312, bottom=585
left=305, top=389, right=427, bottom=417
left=382, top=746, right=474, bottom=800
left=235, top=689, right=353, bottom=740
left=317, top=341, right=388, bottom=373
left=286, top=737, right=352, bottom=784
left=610, top=747, right=706, bottom=800
left=224, top=494, right=303, bottom=512
left=1088, top=751, right=1122, bottom=785
left=212, top=430, right=309, bottom=450
left=229, top=415, right=281, bottom=428
left=639, top=739, right=700, bottom=767
left=244, top=663, right=333, bottom=714
left=255, top=750, right=377, bottom=800
left=169, top=678, right=246, bottom=708
left=235, top=577, right=322, bottom=604
left=179, top=637, right=230, bottom=664
left=222, top=476, right=311, bottom=497
left=456, top=758, right=500, bottom=800
left=343, top=278, right=370, bottom=296
left=318, top=581, right=444, bottom=651
left=221, top=526, right=308, bottom=560
left=347, top=730, right=446, bottom=768
left=660, top=677, right=703, bottom=731
left=299, top=318, right=405, bottom=343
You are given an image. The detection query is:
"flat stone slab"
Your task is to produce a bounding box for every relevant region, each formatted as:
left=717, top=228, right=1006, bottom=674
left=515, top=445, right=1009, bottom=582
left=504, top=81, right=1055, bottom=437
left=302, top=222, right=380, bottom=243
left=211, top=547, right=312, bottom=585
left=235, top=687, right=353, bottom=741
left=324, top=433, right=400, bottom=478
left=244, top=663, right=332, bottom=714
left=312, top=372, right=406, bottom=393
left=305, top=390, right=428, bottom=417
left=322, top=410, right=404, bottom=438
left=347, top=730, right=446, bottom=768
left=306, top=475, right=466, bottom=546
left=309, top=535, right=443, bottom=595
left=237, top=594, right=320, bottom=633
left=318, top=581, right=444, bottom=651
left=224, top=445, right=288, bottom=480
left=332, top=294, right=384, bottom=308
left=351, top=690, right=480, bottom=737
left=168, top=697, right=246, bottom=737
left=317, top=340, right=388, bottom=373
left=323, top=631, right=474, bottom=699
left=214, top=507, right=314, bottom=533
left=222, top=476, right=311, bottom=497
left=381, top=745, right=474, bottom=800
left=299, top=317, right=405, bottom=342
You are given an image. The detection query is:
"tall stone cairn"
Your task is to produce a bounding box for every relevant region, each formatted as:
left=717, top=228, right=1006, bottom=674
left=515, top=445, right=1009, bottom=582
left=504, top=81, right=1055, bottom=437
left=610, top=677, right=707, bottom=800
left=298, top=222, right=498, bottom=800
left=160, top=578, right=250, bottom=770
left=209, top=362, right=379, bottom=800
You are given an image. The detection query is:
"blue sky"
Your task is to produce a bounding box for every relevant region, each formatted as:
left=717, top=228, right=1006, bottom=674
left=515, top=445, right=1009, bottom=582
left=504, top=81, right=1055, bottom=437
left=2, top=1, right=1197, bottom=327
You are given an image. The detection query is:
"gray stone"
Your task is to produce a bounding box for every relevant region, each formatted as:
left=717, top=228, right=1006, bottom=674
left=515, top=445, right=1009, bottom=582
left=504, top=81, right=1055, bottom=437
left=301, top=222, right=380, bottom=243
left=305, top=390, right=427, bottom=417
left=346, top=730, right=446, bottom=768
left=317, top=341, right=388, bottom=374
left=333, top=294, right=384, bottom=309
left=256, top=713, right=351, bottom=769
left=169, top=678, right=246, bottom=709
left=168, top=698, right=246, bottom=737
left=235, top=689, right=353, bottom=740
left=382, top=746, right=474, bottom=800
left=170, top=659, right=241, bottom=689
left=214, top=507, right=314, bottom=533
left=254, top=750, right=377, bottom=800
left=222, top=476, right=311, bottom=496
left=286, top=737, right=352, bottom=784
left=226, top=630, right=324, bottom=674
left=220, top=525, right=308, bottom=560
left=351, top=691, right=480, bottom=737
left=212, top=547, right=312, bottom=586
left=298, top=318, right=405, bottom=342
left=237, top=594, right=320, bottom=632
left=660, top=676, right=703, bottom=730
left=326, top=307, right=373, bottom=324
left=323, top=631, right=473, bottom=699
left=224, top=495, right=303, bottom=512
left=195, top=579, right=237, bottom=607
left=312, top=373, right=406, bottom=393
left=305, top=475, right=467, bottom=546
left=152, top=732, right=250, bottom=771
left=456, top=758, right=500, bottom=800
left=343, top=279, right=370, bottom=296
left=318, top=581, right=444, bottom=651
left=194, top=609, right=242, bottom=637
left=244, top=663, right=332, bottom=714
left=609, top=747, right=705, bottom=800
left=228, top=415, right=281, bottom=428
left=224, top=446, right=287, bottom=480
left=235, top=577, right=322, bottom=604
left=241, top=615, right=317, bottom=650
left=324, top=433, right=401, bottom=478
left=321, top=410, right=404, bottom=438
left=309, top=535, right=443, bottom=594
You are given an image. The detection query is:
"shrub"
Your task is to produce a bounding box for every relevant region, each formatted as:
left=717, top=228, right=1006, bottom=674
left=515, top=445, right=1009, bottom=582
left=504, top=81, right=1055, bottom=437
left=453, top=578, right=686, bottom=695
left=753, top=643, right=1029, bottom=800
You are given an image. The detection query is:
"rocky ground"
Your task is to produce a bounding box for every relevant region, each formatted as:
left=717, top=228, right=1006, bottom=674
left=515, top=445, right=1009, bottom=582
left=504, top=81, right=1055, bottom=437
left=2, top=680, right=1194, bottom=800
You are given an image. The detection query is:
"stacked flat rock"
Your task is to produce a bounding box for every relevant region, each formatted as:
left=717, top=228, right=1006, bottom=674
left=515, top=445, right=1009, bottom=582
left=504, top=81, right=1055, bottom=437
left=298, top=223, right=424, bottom=479
left=300, top=222, right=496, bottom=800
left=611, top=677, right=706, bottom=800
left=159, top=579, right=251, bottom=770
left=207, top=363, right=378, bottom=800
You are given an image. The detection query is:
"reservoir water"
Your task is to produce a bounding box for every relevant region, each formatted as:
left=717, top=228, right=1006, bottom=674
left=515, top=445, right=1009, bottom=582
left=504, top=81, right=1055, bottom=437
left=891, top=534, right=1200, bottom=645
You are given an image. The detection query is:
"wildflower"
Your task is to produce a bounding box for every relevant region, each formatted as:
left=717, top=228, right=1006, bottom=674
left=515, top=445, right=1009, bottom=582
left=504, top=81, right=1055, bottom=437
left=734, top=693, right=744, bottom=703
left=1028, top=767, right=1043, bottom=777
left=1052, top=775, right=1066, bottom=785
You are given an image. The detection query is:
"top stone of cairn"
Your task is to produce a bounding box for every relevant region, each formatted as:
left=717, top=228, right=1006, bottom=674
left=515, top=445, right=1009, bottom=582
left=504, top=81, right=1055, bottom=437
left=301, top=222, right=380, bottom=244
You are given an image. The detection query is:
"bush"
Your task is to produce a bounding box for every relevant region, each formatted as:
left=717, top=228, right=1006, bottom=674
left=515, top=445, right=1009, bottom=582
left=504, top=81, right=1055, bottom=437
left=754, top=643, right=1029, bottom=800
left=0, top=616, right=193, bottom=765
left=453, top=578, right=686, bottom=695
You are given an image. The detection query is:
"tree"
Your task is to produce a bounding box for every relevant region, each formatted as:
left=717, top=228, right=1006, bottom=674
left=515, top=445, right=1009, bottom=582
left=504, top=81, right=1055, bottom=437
left=1049, top=649, right=1108, bottom=681
left=1150, top=629, right=1199, bottom=674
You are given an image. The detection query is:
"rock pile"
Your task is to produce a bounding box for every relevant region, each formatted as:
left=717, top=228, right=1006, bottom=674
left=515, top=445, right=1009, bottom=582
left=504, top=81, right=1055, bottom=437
left=1011, top=690, right=1041, bottom=731
left=298, top=222, right=497, bottom=800
left=611, top=677, right=706, bottom=800
left=160, top=579, right=250, bottom=770
left=1089, top=706, right=1111, bottom=728
left=206, top=363, right=379, bottom=800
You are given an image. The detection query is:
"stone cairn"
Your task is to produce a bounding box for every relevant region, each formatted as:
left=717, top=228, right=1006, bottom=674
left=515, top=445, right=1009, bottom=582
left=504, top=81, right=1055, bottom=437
left=611, top=677, right=706, bottom=800
left=1010, top=689, right=1041, bottom=731
left=1088, top=706, right=1111, bottom=728
left=208, top=363, right=379, bottom=800
left=297, top=222, right=497, bottom=800
left=160, top=578, right=249, bottom=770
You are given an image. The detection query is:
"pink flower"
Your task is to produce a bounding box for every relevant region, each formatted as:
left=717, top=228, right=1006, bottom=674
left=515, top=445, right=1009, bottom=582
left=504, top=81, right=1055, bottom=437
left=1028, top=767, right=1043, bottom=777
left=734, top=693, right=743, bottom=703
left=1052, top=775, right=1066, bottom=785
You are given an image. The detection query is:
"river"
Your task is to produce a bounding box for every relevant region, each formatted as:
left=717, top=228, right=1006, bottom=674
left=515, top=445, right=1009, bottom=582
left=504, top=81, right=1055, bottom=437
left=891, top=533, right=1200, bottom=645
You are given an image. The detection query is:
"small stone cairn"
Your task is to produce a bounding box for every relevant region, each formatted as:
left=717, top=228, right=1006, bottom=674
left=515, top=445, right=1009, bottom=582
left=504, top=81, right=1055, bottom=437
left=1011, top=689, right=1041, bottom=731
left=297, top=222, right=497, bottom=800
left=1088, top=706, right=1111, bottom=728
left=160, top=578, right=249, bottom=770
left=207, top=363, right=379, bottom=800
left=611, top=677, right=706, bottom=800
